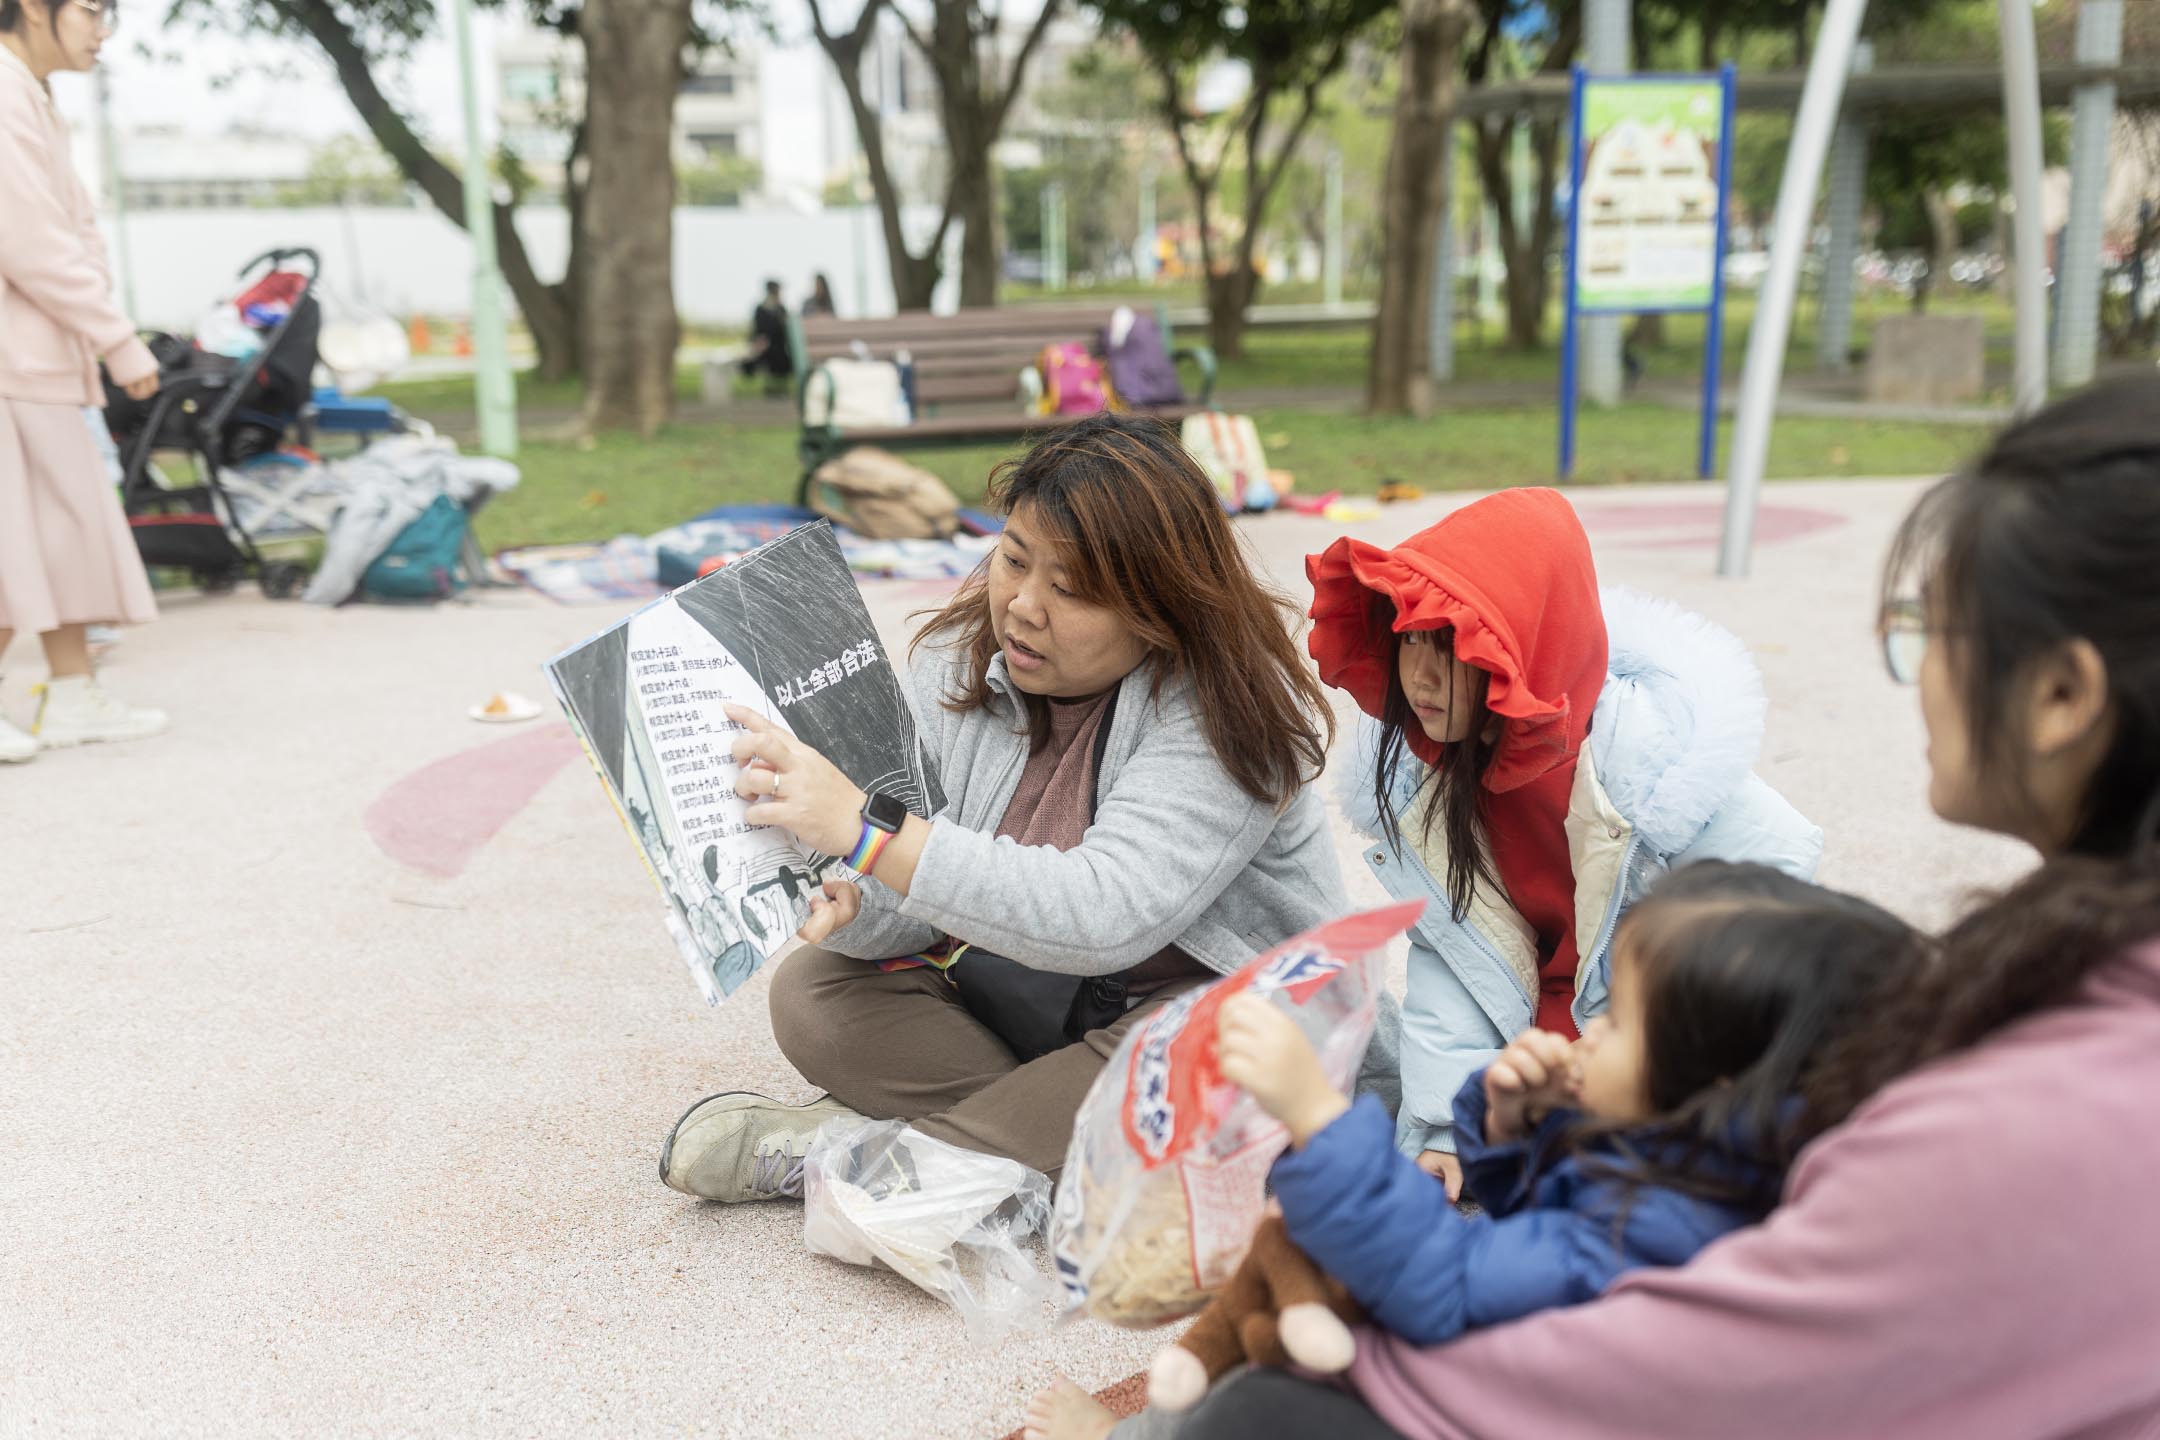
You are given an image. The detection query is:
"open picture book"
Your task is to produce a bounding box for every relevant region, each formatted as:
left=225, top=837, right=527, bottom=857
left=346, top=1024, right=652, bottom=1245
left=545, top=522, right=944, bottom=1003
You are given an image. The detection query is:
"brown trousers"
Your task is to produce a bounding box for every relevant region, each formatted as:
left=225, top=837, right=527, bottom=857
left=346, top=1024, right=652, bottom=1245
left=768, top=944, right=1206, bottom=1178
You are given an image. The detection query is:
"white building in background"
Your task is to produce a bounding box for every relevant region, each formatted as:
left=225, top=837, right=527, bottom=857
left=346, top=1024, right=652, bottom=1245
left=108, top=125, right=312, bottom=210
left=495, top=17, right=767, bottom=191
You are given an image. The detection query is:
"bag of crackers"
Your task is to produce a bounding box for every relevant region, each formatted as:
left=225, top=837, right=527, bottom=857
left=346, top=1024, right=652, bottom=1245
left=1050, top=903, right=1421, bottom=1328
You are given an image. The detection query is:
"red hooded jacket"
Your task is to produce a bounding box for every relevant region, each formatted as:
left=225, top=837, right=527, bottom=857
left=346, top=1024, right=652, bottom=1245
left=1307, top=489, right=1610, bottom=1035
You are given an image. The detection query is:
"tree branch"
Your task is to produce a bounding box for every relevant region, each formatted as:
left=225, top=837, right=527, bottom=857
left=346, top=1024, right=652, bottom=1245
left=807, top=0, right=919, bottom=268
left=986, top=0, right=1065, bottom=137
left=894, top=6, right=935, bottom=61
left=1152, top=51, right=1218, bottom=279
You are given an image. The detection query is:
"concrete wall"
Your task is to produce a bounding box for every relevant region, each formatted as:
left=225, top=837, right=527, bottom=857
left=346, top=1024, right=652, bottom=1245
left=99, top=205, right=962, bottom=333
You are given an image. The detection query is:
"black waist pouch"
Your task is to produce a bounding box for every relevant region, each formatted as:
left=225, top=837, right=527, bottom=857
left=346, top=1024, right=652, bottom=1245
left=950, top=955, right=1129, bottom=1063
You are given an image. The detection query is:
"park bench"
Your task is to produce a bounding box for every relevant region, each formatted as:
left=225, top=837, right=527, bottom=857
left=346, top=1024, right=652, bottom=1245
left=787, top=302, right=1217, bottom=503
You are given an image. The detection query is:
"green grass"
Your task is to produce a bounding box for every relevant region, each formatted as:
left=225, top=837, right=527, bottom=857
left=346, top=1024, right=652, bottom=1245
left=376, top=365, right=704, bottom=418
left=476, top=401, right=1984, bottom=551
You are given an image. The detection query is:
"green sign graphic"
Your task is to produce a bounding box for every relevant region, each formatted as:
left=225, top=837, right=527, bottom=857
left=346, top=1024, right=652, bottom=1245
left=1574, top=79, right=1726, bottom=310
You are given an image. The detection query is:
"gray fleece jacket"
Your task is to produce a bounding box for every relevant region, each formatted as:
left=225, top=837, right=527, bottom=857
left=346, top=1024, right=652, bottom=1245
left=824, top=640, right=1349, bottom=976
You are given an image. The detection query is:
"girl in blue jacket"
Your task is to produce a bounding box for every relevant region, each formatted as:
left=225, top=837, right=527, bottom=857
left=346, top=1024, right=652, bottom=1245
left=1202, top=861, right=1924, bottom=1358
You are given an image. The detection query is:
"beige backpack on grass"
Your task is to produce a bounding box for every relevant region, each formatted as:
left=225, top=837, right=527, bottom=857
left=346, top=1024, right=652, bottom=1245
left=807, top=447, right=962, bottom=541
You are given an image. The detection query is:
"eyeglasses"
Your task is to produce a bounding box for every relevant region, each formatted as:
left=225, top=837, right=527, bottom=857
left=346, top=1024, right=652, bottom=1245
left=70, top=0, right=117, bottom=31
left=1880, top=598, right=1928, bottom=685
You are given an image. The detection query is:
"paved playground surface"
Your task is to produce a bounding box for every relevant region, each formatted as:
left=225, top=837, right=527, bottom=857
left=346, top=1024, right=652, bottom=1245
left=3, top=477, right=2032, bottom=1439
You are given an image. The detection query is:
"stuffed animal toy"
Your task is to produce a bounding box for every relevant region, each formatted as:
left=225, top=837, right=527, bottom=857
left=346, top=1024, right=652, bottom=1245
left=1145, top=1215, right=1365, bottom=1413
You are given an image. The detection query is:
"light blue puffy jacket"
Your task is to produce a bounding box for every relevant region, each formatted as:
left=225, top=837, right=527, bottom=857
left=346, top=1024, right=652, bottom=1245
left=1343, top=586, right=1824, bottom=1157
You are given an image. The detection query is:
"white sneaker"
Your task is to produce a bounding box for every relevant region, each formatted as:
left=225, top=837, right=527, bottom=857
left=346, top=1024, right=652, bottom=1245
left=0, top=712, right=36, bottom=763
left=33, top=676, right=167, bottom=748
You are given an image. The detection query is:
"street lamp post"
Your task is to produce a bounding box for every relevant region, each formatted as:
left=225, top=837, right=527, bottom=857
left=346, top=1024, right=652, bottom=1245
left=449, top=0, right=518, bottom=457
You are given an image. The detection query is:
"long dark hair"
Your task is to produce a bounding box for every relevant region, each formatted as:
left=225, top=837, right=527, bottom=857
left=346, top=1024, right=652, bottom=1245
left=1804, top=376, right=2160, bottom=1134
left=1570, top=862, right=1929, bottom=1219
left=1370, top=609, right=1501, bottom=918
left=912, top=412, right=1332, bottom=807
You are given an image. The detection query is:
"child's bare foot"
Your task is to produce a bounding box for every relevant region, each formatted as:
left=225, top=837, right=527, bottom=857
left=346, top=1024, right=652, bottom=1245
left=1023, top=1375, right=1119, bottom=1440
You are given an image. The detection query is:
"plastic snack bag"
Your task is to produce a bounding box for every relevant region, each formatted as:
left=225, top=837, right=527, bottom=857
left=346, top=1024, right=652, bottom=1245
left=1051, top=903, right=1422, bottom=1328
left=802, top=1117, right=1056, bottom=1343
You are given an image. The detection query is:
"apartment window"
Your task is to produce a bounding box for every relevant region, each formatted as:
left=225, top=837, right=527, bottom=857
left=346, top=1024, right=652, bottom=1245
left=683, top=71, right=736, bottom=96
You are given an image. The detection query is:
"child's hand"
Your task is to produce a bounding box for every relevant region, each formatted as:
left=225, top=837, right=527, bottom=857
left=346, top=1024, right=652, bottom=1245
left=794, top=879, right=862, bottom=945
left=1217, top=993, right=1350, bottom=1147
left=1484, top=1028, right=1578, bottom=1142
left=1415, top=1149, right=1464, bottom=1202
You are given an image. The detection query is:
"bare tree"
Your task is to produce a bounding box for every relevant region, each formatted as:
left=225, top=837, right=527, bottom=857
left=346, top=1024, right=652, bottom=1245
left=810, top=0, right=1065, bottom=310
left=258, top=0, right=583, bottom=380
left=1096, top=0, right=1391, bottom=359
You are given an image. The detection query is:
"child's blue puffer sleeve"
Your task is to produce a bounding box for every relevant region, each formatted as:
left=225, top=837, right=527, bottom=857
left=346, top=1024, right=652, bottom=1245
left=1271, top=1094, right=1645, bottom=1344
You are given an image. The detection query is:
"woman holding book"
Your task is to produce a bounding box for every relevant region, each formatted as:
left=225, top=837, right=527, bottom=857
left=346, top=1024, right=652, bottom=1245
left=657, top=413, right=1389, bottom=1202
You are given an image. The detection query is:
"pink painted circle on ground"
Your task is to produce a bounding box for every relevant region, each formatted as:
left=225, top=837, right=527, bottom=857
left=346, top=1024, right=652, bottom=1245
left=365, top=723, right=585, bottom=877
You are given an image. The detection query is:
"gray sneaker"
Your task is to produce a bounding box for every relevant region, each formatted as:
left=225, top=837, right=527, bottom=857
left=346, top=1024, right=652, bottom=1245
left=659, top=1091, right=860, bottom=1202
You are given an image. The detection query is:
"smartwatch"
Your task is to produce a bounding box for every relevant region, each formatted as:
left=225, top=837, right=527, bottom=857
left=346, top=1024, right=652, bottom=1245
left=847, top=790, right=908, bottom=872
left=860, top=791, right=908, bottom=835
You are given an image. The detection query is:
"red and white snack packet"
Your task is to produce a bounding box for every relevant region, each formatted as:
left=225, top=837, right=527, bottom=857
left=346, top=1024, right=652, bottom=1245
left=1050, top=903, right=1421, bottom=1327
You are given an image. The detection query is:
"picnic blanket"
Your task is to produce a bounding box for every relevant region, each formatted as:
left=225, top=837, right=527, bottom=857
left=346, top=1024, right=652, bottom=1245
left=497, top=504, right=998, bottom=606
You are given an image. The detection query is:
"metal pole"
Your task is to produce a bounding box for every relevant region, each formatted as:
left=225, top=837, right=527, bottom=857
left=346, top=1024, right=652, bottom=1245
left=1699, top=65, right=1737, bottom=480
left=1718, top=0, right=1869, bottom=579
left=1136, top=169, right=1158, bottom=282
left=1579, top=0, right=1628, bottom=408
left=1558, top=69, right=1588, bottom=479
left=1999, top=0, right=2049, bottom=416
left=852, top=199, right=869, bottom=316
left=1042, top=181, right=1066, bottom=292
left=1431, top=121, right=1457, bottom=383
left=450, top=0, right=517, bottom=457
left=93, top=67, right=138, bottom=321
left=1481, top=197, right=1503, bottom=327
left=1815, top=42, right=1872, bottom=374
left=1324, top=148, right=1344, bottom=309
left=2052, top=0, right=2122, bottom=390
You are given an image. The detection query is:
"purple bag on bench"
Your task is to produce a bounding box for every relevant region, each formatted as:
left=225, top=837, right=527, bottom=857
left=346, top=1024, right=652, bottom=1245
left=1103, top=309, right=1185, bottom=408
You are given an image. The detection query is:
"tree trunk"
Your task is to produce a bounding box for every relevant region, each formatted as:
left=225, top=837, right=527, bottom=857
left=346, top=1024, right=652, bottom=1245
left=926, top=0, right=1005, bottom=308
left=276, top=0, right=579, bottom=380
left=579, top=0, right=688, bottom=434
left=1917, top=190, right=1960, bottom=317
left=893, top=252, right=943, bottom=312
left=1473, top=116, right=1563, bottom=350
left=1206, top=268, right=1257, bottom=358
left=1368, top=0, right=1471, bottom=415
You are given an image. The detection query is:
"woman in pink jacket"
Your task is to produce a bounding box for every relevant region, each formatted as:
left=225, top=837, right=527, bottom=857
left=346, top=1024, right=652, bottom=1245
left=1, top=0, right=167, bottom=763
left=1029, top=376, right=2160, bottom=1440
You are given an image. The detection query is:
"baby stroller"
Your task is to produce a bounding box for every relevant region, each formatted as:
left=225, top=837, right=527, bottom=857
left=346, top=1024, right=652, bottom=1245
left=107, top=248, right=327, bottom=599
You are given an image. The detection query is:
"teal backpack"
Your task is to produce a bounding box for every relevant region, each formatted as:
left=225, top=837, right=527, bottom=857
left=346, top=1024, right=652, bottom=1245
left=363, top=494, right=470, bottom=600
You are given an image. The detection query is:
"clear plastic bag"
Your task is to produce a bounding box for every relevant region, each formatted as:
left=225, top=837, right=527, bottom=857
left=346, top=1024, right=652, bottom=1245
left=1051, top=903, right=1422, bottom=1328
left=801, top=1117, right=1056, bottom=1343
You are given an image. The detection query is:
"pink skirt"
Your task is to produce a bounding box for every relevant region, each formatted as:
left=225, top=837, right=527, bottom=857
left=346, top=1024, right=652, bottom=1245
left=0, top=397, right=156, bottom=635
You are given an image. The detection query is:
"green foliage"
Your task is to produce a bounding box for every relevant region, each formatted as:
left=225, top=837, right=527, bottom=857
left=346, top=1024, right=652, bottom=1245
left=1091, top=0, right=1392, bottom=89
left=274, top=133, right=411, bottom=206
left=1007, top=45, right=1153, bottom=277
left=679, top=151, right=762, bottom=207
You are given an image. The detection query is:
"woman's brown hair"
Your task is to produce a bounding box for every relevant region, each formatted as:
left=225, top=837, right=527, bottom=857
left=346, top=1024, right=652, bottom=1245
left=1802, top=376, right=2160, bottom=1139
left=911, top=412, right=1332, bottom=808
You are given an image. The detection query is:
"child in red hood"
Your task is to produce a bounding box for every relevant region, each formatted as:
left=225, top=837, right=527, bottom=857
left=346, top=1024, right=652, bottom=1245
left=1307, top=488, right=1821, bottom=1198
